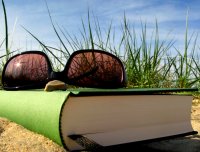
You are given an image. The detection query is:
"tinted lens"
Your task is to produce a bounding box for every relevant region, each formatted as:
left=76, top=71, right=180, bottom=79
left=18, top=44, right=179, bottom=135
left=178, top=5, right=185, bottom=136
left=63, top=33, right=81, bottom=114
left=66, top=51, right=126, bottom=88
left=2, top=53, right=49, bottom=89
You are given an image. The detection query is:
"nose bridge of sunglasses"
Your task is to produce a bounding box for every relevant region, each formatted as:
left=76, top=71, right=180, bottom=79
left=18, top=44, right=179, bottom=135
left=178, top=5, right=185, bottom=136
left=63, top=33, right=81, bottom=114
left=50, top=71, right=65, bottom=81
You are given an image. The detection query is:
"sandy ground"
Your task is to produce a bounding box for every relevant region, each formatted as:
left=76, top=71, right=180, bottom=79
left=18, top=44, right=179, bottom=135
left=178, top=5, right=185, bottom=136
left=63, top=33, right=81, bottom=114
left=0, top=118, right=67, bottom=152
left=0, top=100, right=200, bottom=152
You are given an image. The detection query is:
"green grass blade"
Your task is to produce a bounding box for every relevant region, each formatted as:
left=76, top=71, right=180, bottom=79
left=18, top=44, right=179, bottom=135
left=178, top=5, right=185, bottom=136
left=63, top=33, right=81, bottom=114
left=44, top=0, right=70, bottom=56
left=22, top=26, right=65, bottom=67
left=2, top=0, right=9, bottom=60
left=87, top=10, right=94, bottom=49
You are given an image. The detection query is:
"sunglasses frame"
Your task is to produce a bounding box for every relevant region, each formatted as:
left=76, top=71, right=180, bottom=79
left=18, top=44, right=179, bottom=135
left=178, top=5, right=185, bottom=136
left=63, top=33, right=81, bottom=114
left=64, top=49, right=127, bottom=87
left=2, top=51, right=53, bottom=90
left=2, top=49, right=127, bottom=90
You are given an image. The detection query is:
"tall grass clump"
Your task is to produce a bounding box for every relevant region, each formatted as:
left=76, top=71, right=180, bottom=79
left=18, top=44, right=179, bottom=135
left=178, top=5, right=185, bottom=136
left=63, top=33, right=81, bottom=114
left=121, top=16, right=175, bottom=88
left=190, top=52, right=200, bottom=88
left=24, top=8, right=200, bottom=89
left=170, top=14, right=199, bottom=88
left=0, top=0, right=9, bottom=88
left=0, top=0, right=195, bottom=90
left=0, top=0, right=18, bottom=88
left=1, top=0, right=9, bottom=58
left=70, top=13, right=200, bottom=89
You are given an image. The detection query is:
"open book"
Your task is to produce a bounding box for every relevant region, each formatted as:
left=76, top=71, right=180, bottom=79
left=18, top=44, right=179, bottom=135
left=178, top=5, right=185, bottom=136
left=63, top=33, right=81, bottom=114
left=0, top=88, right=198, bottom=151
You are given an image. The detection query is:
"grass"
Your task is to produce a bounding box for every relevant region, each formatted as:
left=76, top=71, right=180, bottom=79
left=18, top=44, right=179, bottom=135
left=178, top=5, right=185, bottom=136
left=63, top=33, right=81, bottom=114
left=0, top=0, right=8, bottom=88
left=0, top=0, right=200, bottom=92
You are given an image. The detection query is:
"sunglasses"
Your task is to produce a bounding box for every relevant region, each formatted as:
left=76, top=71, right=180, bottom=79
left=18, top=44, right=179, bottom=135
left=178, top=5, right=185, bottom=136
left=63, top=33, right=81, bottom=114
left=2, top=49, right=127, bottom=90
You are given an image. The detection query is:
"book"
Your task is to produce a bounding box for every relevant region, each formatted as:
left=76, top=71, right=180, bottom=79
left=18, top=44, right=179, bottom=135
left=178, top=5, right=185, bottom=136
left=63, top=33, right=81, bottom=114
left=0, top=88, right=198, bottom=151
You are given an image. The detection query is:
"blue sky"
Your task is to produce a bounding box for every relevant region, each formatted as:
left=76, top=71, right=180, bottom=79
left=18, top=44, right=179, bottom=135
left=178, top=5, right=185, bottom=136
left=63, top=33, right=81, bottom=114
left=0, top=0, right=200, bottom=55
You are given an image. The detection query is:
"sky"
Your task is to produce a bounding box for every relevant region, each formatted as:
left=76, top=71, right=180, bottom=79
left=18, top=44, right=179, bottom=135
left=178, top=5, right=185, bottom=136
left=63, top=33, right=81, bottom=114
left=0, top=0, right=200, bottom=56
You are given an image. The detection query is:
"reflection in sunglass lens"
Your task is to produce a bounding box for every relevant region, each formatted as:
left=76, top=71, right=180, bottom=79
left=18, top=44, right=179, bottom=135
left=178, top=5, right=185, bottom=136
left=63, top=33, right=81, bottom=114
left=3, top=54, right=49, bottom=88
left=67, top=52, right=125, bottom=88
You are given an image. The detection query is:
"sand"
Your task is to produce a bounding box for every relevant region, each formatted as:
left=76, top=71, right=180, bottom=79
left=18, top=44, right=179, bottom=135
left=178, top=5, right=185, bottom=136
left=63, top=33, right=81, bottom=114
left=0, top=117, right=67, bottom=152
left=0, top=99, right=200, bottom=152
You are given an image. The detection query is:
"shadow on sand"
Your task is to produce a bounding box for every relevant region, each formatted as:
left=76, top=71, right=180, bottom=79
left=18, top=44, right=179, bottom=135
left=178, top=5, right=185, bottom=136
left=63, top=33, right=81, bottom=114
left=76, top=134, right=200, bottom=152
